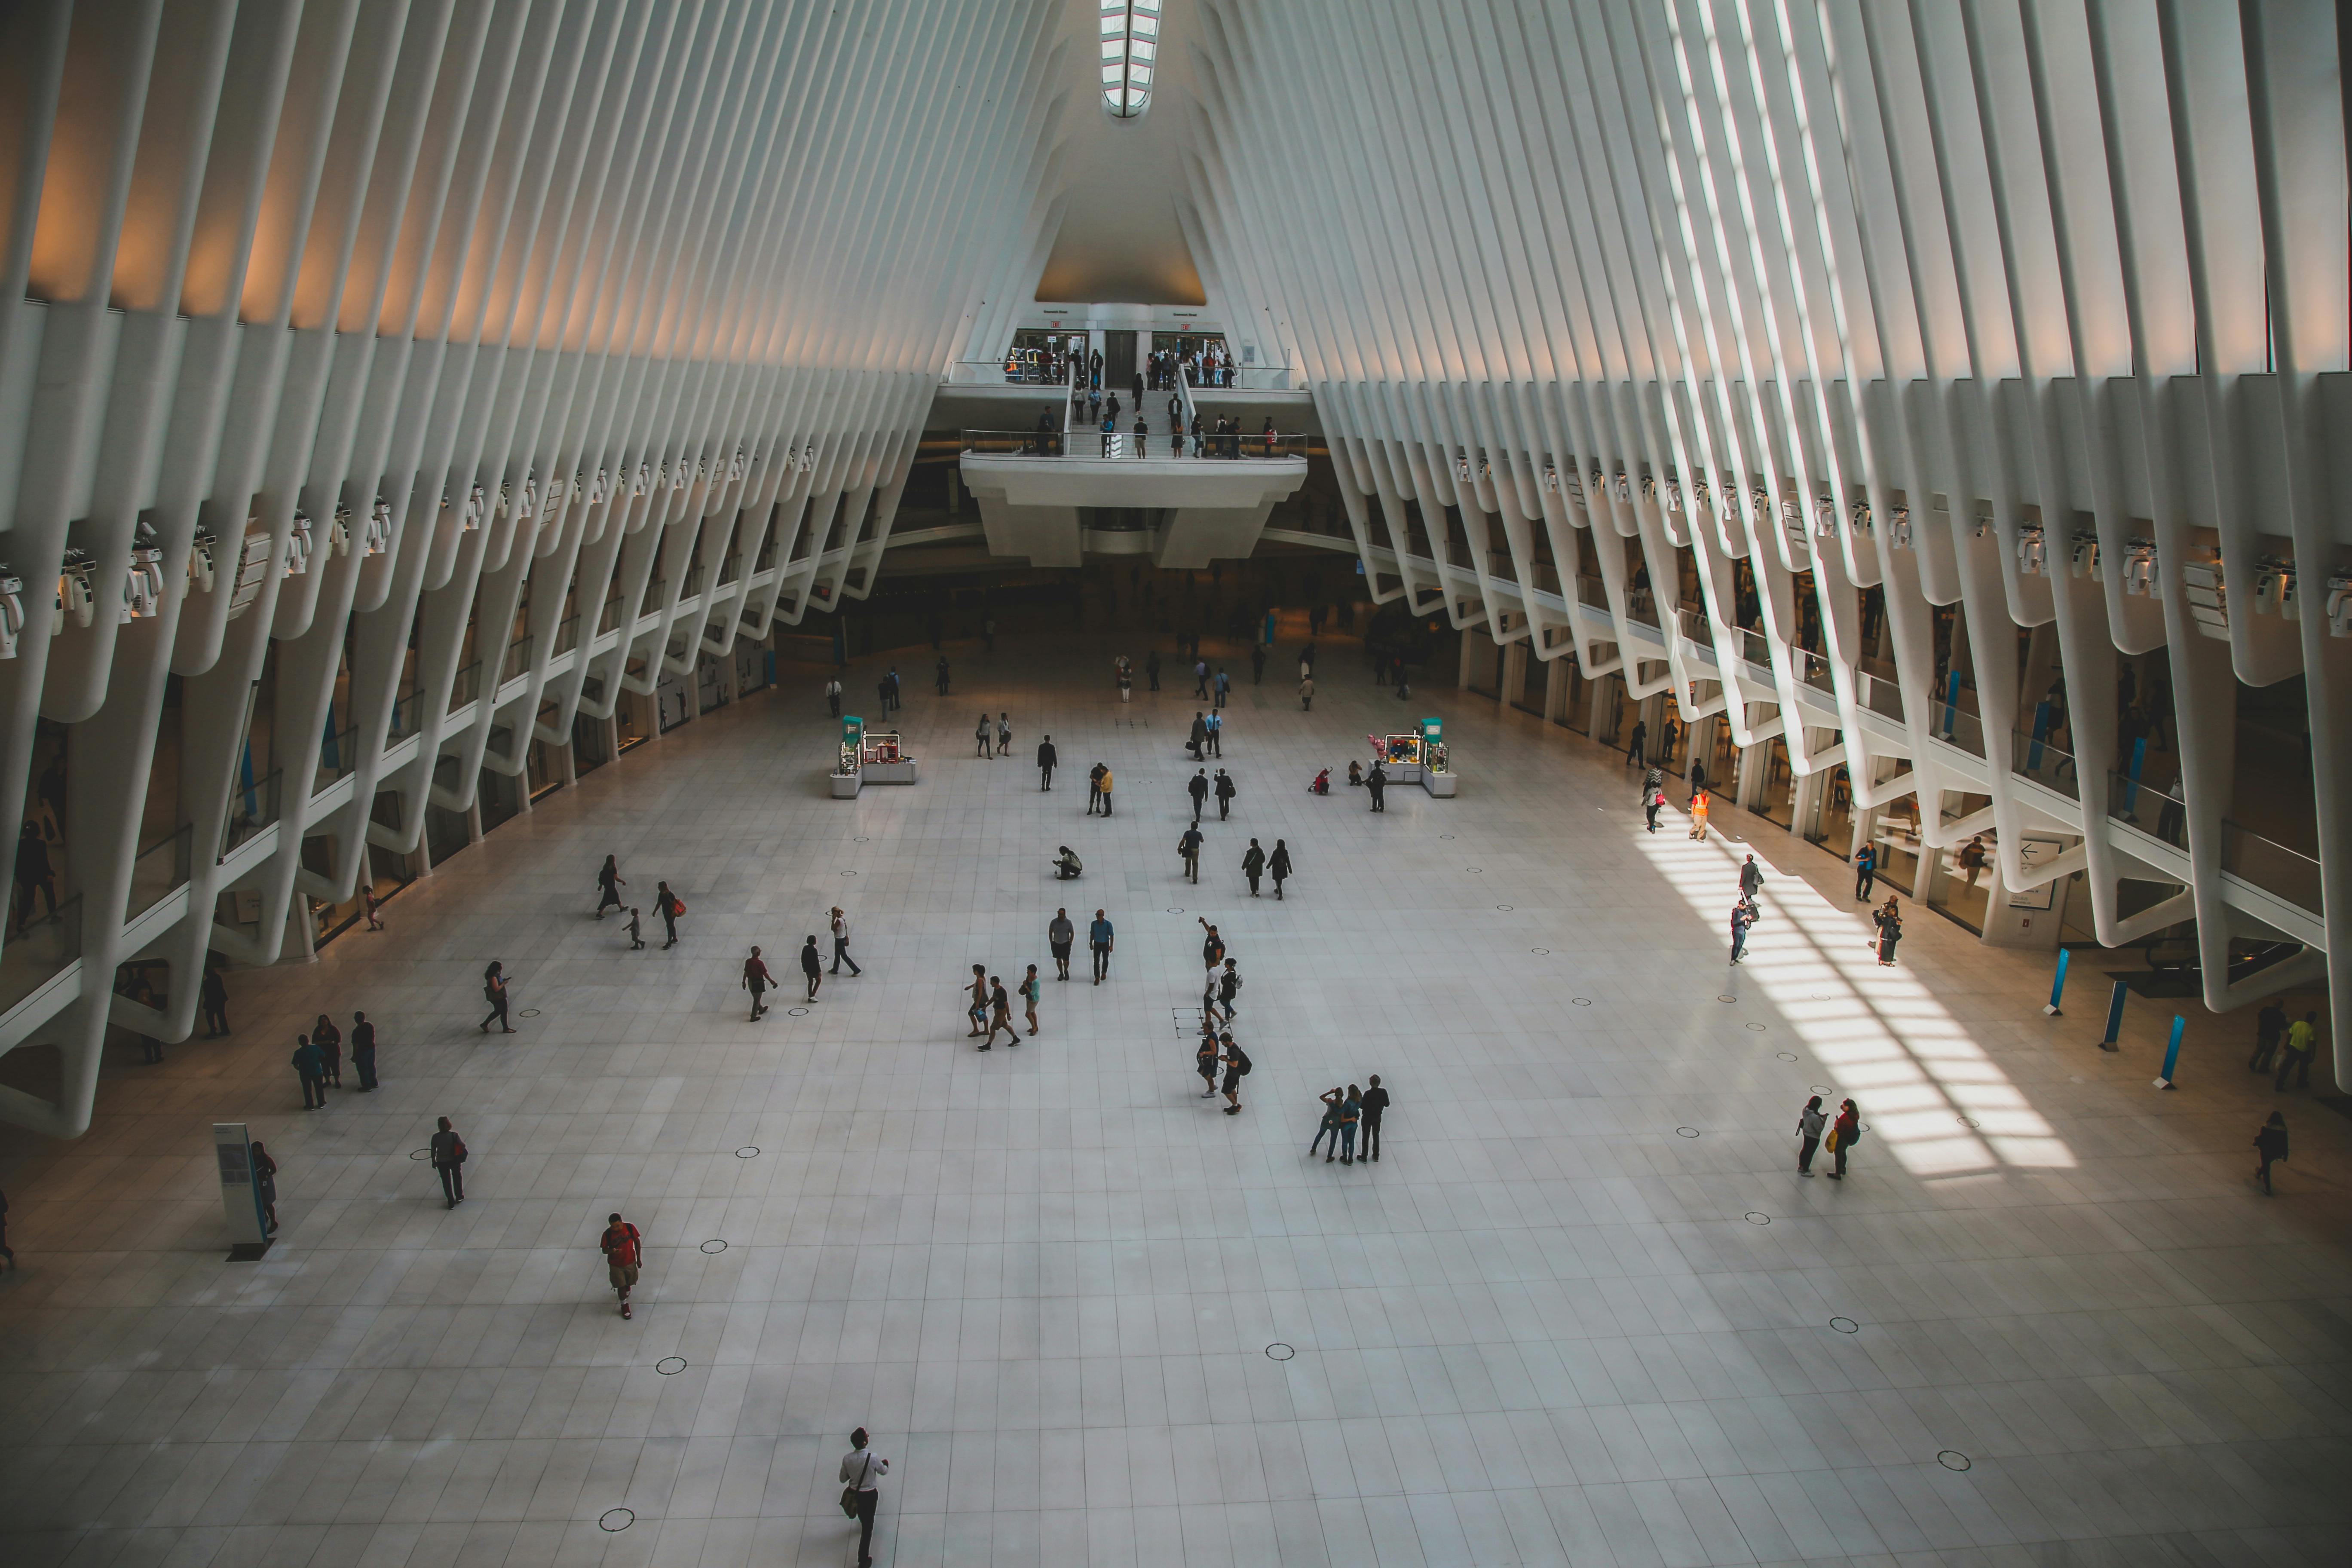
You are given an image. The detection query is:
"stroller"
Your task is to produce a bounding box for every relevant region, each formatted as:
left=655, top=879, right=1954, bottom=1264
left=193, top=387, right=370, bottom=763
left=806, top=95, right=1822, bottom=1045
left=1309, top=768, right=1331, bottom=795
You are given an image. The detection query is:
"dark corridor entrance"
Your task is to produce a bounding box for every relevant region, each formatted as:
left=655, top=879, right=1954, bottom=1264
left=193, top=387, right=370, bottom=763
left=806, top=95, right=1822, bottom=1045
left=1104, top=330, right=1137, bottom=390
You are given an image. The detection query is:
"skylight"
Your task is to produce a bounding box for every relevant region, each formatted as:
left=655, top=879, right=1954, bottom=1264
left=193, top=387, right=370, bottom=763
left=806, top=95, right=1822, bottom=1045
left=1101, top=1, right=1159, bottom=119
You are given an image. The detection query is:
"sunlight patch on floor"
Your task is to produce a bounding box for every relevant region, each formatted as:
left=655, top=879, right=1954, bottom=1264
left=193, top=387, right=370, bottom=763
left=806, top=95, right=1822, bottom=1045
left=1636, top=823, right=2075, bottom=1174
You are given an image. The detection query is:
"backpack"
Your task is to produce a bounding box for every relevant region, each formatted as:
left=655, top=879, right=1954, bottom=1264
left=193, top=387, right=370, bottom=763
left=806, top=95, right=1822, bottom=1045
left=1842, top=1121, right=1862, bottom=1147
left=668, top=895, right=686, bottom=916
left=1232, top=1050, right=1252, bottom=1076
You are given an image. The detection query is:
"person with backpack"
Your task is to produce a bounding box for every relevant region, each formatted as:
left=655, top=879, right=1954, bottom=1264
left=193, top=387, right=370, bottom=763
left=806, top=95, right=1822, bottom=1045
left=2253, top=1112, right=2290, bottom=1194
left=600, top=1212, right=643, bottom=1318
left=1825, top=1099, right=1861, bottom=1179
left=1872, top=896, right=1902, bottom=965
left=1645, top=784, right=1666, bottom=833
left=1739, top=854, right=1764, bottom=899
left=1020, top=965, right=1042, bottom=1036
left=597, top=854, right=625, bottom=917
left=429, top=1116, right=466, bottom=1207
left=1220, top=1035, right=1251, bottom=1114
left=1216, top=959, right=1242, bottom=1020
left=656, top=883, right=683, bottom=949
left=480, top=962, right=514, bottom=1033
left=743, top=947, right=774, bottom=1020
left=1795, top=1095, right=1826, bottom=1176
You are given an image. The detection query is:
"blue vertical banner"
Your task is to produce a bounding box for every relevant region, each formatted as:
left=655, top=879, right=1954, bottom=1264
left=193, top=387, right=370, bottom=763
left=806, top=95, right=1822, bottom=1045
left=2156, top=1015, right=2185, bottom=1089
left=1942, top=670, right=1961, bottom=740
left=2044, top=948, right=2070, bottom=1016
left=2100, top=980, right=2127, bottom=1051
left=2122, top=736, right=2147, bottom=813
left=2027, top=701, right=2051, bottom=772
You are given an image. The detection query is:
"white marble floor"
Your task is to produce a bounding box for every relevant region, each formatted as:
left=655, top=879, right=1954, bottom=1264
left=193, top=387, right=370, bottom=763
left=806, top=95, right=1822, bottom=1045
left=2, top=629, right=2348, bottom=1568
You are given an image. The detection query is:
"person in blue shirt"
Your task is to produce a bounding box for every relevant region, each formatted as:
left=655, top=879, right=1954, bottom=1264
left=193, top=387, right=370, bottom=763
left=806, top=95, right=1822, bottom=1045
left=1089, top=910, right=1115, bottom=984
left=1214, top=668, right=1231, bottom=708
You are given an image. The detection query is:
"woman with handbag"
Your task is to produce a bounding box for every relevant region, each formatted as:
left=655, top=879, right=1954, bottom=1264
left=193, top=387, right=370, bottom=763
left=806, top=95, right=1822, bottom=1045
left=479, top=963, right=514, bottom=1033
left=1872, top=897, right=1902, bottom=965
left=1825, top=1099, right=1861, bottom=1179
left=838, top=1429, right=889, bottom=1568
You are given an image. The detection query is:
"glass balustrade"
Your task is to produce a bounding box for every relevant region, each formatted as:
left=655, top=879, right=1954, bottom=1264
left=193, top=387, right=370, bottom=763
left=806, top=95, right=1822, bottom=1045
left=2221, top=821, right=2323, bottom=912
left=221, top=769, right=284, bottom=857
left=2107, top=770, right=2187, bottom=848
left=127, top=824, right=193, bottom=920
left=2009, top=730, right=2079, bottom=799
left=500, top=634, right=534, bottom=684
left=0, top=893, right=80, bottom=1017
left=314, top=725, right=359, bottom=794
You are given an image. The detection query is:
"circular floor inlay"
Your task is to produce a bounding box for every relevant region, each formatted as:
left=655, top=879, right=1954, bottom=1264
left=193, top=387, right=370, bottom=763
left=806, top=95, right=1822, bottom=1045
left=1745, top=1212, right=1771, bottom=1225
left=1745, top=1023, right=1766, bottom=1032
left=734, top=1147, right=760, bottom=1159
left=854, top=836, right=869, bottom=842
left=1675, top=1127, right=1700, bottom=1139
left=1830, top=1317, right=1859, bottom=1334
left=1439, top=834, right=1456, bottom=840
left=1938, top=1451, right=1972, bottom=1472
left=787, top=1007, right=809, bottom=1016
left=519, top=1008, right=542, bottom=1017
left=1776, top=1051, right=1798, bottom=1062
left=1718, top=994, right=1737, bottom=1003
left=599, top=1509, right=634, bottom=1532
left=840, top=870, right=856, bottom=876
left=1465, top=867, right=1483, bottom=873
left=408, top=1148, right=429, bottom=1161
left=700, top=1239, right=728, bottom=1254
left=1530, top=947, right=1550, bottom=956
left=1811, top=1085, right=1832, bottom=1095
left=655, top=1357, right=687, bottom=1375
left=1571, top=997, right=1591, bottom=1007
left=1265, top=1342, right=1295, bottom=1361
left=1167, top=907, right=1184, bottom=914
left=1958, top=1115, right=1980, bottom=1128
left=1495, top=904, right=1513, bottom=911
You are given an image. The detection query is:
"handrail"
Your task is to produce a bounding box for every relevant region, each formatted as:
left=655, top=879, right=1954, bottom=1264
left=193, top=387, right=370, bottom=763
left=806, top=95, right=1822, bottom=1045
left=0, top=892, right=81, bottom=1016
left=451, top=659, right=482, bottom=707
left=222, top=769, right=284, bottom=858
left=554, top=613, right=582, bottom=655
left=2107, top=770, right=2186, bottom=848
left=2010, top=729, right=2078, bottom=799
left=128, top=823, right=193, bottom=920
left=2221, top=820, right=2322, bottom=911
left=315, top=724, right=359, bottom=793
left=500, top=634, right=534, bottom=683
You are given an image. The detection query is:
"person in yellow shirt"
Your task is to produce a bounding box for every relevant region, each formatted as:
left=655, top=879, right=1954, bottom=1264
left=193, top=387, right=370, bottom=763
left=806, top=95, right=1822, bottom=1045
left=1097, top=765, right=1114, bottom=816
left=2274, top=1012, right=2320, bottom=1093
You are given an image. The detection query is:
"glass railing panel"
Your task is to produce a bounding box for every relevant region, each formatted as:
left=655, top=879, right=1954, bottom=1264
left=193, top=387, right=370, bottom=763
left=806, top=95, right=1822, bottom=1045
left=222, top=769, right=284, bottom=857
left=450, top=660, right=482, bottom=708
left=554, top=614, right=581, bottom=655
left=963, top=429, right=1070, bottom=456
left=0, top=892, right=81, bottom=1016
left=500, top=635, right=534, bottom=684
left=1929, top=705, right=1986, bottom=756
left=2009, top=730, right=2079, bottom=799
left=314, top=725, right=359, bottom=793
left=127, top=824, right=194, bottom=920
left=2221, top=821, right=2323, bottom=912
left=1738, top=627, right=1773, bottom=670
left=386, top=683, right=428, bottom=740
left=1676, top=607, right=1709, bottom=645
left=1575, top=575, right=1609, bottom=611
left=2107, top=771, right=2187, bottom=847
left=1794, top=647, right=1836, bottom=693
left=1860, top=673, right=1904, bottom=722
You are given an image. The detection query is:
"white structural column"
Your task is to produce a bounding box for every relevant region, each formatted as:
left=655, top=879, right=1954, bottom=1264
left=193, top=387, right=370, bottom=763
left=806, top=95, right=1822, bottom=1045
left=1182, top=0, right=2350, bottom=1081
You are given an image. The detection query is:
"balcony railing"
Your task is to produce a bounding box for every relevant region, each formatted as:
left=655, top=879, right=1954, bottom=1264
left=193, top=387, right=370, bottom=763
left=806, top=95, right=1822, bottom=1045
left=1792, top=646, right=1836, bottom=695
left=2107, top=771, right=2186, bottom=848
left=387, top=682, right=429, bottom=740
left=2010, top=730, right=2079, bottom=799
left=128, top=824, right=193, bottom=920
left=315, top=724, right=359, bottom=794
left=500, top=634, right=534, bottom=684
left=1859, top=672, right=1904, bottom=723
left=963, top=429, right=1070, bottom=457
left=450, top=659, right=482, bottom=708
left=1, top=893, right=81, bottom=1017
left=1575, top=575, right=1609, bottom=612
left=222, top=769, right=284, bottom=858
left=554, top=613, right=582, bottom=655
left=2221, top=821, right=2322, bottom=912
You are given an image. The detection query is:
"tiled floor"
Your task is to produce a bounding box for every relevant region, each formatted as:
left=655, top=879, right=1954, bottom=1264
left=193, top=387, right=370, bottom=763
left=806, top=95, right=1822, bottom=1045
left=2, top=631, right=2348, bottom=1568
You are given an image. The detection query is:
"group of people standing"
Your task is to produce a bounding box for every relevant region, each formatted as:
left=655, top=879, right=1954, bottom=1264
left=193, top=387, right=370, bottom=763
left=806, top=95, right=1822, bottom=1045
left=594, top=854, right=685, bottom=952
left=1309, top=1078, right=1391, bottom=1165
left=1191, top=920, right=1255, bottom=1116
left=288, top=1011, right=380, bottom=1107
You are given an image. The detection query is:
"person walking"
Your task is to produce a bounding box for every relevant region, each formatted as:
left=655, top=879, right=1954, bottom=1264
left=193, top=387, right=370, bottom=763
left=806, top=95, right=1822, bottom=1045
left=1687, top=788, right=1712, bottom=841
left=250, top=1142, right=279, bottom=1235
left=2275, top=1012, right=2320, bottom=1092
left=429, top=1116, right=466, bottom=1207
left=828, top=907, right=862, bottom=975
left=1216, top=959, right=1241, bottom=1020
left=1179, top=824, right=1204, bottom=884
left=1198, top=917, right=1225, bottom=974
left=1219, top=1035, right=1251, bottom=1114
left=1795, top=1095, right=1826, bottom=1175
left=1020, top=965, right=1042, bottom=1036
left=624, top=907, right=644, bottom=949
left=11, top=821, right=58, bottom=936
left=350, top=1012, right=378, bottom=1091
left=1194, top=658, right=1210, bottom=698
left=1204, top=709, right=1223, bottom=756
left=1049, top=908, right=1075, bottom=979
left=291, top=1034, right=328, bottom=1109
left=1957, top=834, right=1989, bottom=888
left=1214, top=769, right=1235, bottom=820
left=1196, top=1031, right=1222, bottom=1097
left=1097, top=764, right=1114, bottom=816
left=1268, top=839, right=1293, bottom=900
left=363, top=884, right=385, bottom=931
left=1853, top=842, right=1877, bottom=902
left=974, top=711, right=992, bottom=758
left=1872, top=897, right=1902, bottom=966
left=1188, top=711, right=1208, bottom=760
left=826, top=677, right=843, bottom=717
left=1360, top=1075, right=1389, bottom=1161
left=1188, top=769, right=1210, bottom=822
left=1739, top=854, right=1764, bottom=900
left=791, top=934, right=819, bottom=1001
left=1625, top=719, right=1647, bottom=767
left=1087, top=761, right=1105, bottom=815
left=1311, top=1087, right=1344, bottom=1159
left=1242, top=838, right=1266, bottom=896
left=600, top=1212, right=643, bottom=1318
left=996, top=713, right=1013, bottom=757
left=935, top=655, right=951, bottom=696
left=2253, top=1112, right=2290, bottom=1194
left=480, top=962, right=514, bottom=1032
left=1825, top=1099, right=1860, bottom=1179
left=1645, top=783, right=1665, bottom=834
left=312, top=1014, right=343, bottom=1086
left=840, top=1430, right=889, bottom=1568
left=1214, top=668, right=1231, bottom=708
left=199, top=963, right=230, bottom=1038
left=656, top=883, right=683, bottom=949
left=1090, top=910, right=1114, bottom=983
left=2250, top=1001, right=2288, bottom=1073
left=1037, top=735, right=1057, bottom=790
left=980, top=975, right=1017, bottom=1048
left=965, top=964, right=989, bottom=1036
left=1729, top=899, right=1757, bottom=965
left=1299, top=672, right=1314, bottom=710
left=744, top=946, right=774, bottom=1019
left=1367, top=760, right=1387, bottom=812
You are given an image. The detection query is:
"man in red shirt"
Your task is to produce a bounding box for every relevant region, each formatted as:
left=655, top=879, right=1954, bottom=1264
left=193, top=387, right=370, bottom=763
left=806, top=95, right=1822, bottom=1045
left=600, top=1213, right=643, bottom=1319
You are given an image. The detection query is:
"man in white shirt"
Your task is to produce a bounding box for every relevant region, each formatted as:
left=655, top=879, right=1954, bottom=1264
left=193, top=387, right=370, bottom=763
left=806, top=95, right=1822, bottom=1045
left=840, top=1429, right=888, bottom=1567
left=830, top=907, right=861, bottom=976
